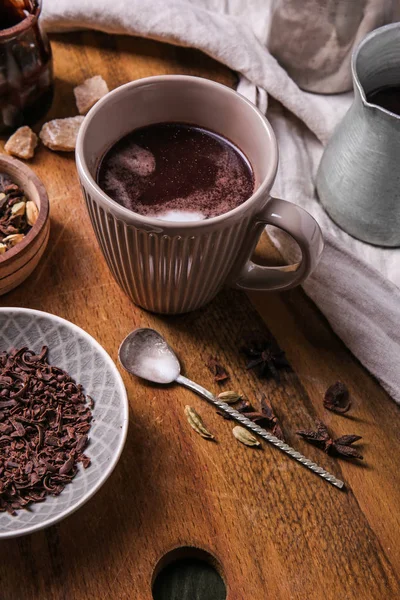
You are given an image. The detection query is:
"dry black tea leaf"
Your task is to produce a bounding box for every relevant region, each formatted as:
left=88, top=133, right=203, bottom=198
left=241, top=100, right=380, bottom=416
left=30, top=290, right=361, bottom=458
left=323, top=381, right=351, bottom=414
left=241, top=334, right=290, bottom=381
left=297, top=419, right=363, bottom=460
left=207, top=356, right=230, bottom=383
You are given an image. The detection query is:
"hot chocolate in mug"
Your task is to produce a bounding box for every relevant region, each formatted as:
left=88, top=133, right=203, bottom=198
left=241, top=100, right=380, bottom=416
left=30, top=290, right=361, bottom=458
left=76, top=75, right=323, bottom=314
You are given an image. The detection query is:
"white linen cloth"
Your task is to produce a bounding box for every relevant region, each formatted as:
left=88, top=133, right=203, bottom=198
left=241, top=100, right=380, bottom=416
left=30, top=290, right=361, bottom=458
left=41, top=0, right=400, bottom=403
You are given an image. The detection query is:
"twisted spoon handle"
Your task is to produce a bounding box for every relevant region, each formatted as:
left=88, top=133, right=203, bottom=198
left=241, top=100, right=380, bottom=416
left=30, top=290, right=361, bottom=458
left=176, top=374, right=344, bottom=490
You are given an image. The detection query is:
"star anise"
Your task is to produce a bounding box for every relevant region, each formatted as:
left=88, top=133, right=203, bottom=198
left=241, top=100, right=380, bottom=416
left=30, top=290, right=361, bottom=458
left=241, top=335, right=290, bottom=381
left=260, top=395, right=285, bottom=441
left=207, top=356, right=230, bottom=383
left=216, top=399, right=252, bottom=420
left=217, top=394, right=285, bottom=441
left=323, top=382, right=351, bottom=414
left=297, top=419, right=363, bottom=459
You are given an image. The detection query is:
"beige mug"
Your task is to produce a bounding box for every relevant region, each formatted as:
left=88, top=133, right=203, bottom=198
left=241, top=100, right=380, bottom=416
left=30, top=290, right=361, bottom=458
left=76, top=75, right=323, bottom=314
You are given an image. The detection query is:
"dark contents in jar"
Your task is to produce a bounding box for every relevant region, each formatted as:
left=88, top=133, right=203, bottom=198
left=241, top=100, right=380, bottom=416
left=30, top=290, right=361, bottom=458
left=0, top=1, right=53, bottom=134
left=0, top=1, right=33, bottom=30
left=0, top=5, right=22, bottom=29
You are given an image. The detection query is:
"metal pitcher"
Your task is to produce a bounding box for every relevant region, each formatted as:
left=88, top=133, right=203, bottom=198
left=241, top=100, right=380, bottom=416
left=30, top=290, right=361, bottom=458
left=316, top=23, right=400, bottom=246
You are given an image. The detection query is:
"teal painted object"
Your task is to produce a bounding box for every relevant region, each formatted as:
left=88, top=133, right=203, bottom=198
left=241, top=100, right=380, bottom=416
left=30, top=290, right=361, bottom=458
left=152, top=559, right=226, bottom=600
left=317, top=23, right=400, bottom=247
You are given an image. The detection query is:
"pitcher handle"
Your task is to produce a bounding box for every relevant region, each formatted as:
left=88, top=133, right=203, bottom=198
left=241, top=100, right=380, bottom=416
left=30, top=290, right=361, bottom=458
left=233, top=197, right=323, bottom=291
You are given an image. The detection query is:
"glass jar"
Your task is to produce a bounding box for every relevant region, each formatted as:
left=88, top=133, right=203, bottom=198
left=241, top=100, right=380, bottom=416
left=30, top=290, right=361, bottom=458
left=0, top=1, right=53, bottom=134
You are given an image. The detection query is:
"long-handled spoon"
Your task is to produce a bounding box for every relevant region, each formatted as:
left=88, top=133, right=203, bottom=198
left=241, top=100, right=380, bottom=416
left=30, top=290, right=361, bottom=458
left=119, top=328, right=344, bottom=490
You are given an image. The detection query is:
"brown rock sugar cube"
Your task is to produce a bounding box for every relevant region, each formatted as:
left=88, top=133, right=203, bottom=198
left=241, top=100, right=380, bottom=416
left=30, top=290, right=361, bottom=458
left=39, top=116, right=85, bottom=152
left=4, top=126, right=38, bottom=159
left=74, top=75, right=109, bottom=115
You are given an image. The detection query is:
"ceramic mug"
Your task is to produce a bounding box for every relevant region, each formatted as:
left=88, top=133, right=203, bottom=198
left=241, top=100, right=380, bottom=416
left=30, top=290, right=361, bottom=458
left=76, top=75, right=323, bottom=314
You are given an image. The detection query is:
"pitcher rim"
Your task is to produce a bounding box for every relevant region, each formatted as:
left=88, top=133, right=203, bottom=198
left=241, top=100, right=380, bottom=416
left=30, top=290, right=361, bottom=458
left=352, top=22, right=400, bottom=120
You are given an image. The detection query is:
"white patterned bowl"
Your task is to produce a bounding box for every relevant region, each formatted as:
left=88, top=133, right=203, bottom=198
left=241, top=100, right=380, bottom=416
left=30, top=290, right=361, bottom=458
left=0, top=308, right=129, bottom=538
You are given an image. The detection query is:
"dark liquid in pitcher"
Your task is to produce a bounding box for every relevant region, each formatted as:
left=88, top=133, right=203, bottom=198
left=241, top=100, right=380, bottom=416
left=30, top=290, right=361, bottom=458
left=0, top=0, right=29, bottom=30
left=97, top=122, right=254, bottom=221
left=367, top=85, right=400, bottom=115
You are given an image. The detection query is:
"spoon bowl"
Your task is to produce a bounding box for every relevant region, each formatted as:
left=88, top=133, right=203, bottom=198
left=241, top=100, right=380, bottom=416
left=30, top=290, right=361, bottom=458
left=119, top=328, right=181, bottom=384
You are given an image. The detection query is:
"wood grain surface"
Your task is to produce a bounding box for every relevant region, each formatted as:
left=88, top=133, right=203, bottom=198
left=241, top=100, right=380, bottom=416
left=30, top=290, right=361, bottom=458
left=0, top=32, right=399, bottom=600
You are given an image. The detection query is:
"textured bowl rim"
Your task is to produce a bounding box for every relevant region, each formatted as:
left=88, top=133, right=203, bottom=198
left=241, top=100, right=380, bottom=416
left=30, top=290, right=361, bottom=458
left=0, top=307, right=129, bottom=539
left=0, top=155, right=50, bottom=267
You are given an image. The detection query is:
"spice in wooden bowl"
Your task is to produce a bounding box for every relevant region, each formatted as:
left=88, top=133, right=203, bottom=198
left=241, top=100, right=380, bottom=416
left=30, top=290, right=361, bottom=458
left=0, top=154, right=50, bottom=295
left=0, top=172, right=38, bottom=254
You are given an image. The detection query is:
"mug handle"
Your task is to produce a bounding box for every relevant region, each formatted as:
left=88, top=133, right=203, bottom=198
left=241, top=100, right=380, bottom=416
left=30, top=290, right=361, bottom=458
left=233, top=197, right=324, bottom=291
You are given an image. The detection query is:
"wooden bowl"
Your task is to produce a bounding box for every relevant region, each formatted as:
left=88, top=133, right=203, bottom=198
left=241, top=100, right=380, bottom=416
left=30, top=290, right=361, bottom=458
left=0, top=155, right=50, bottom=295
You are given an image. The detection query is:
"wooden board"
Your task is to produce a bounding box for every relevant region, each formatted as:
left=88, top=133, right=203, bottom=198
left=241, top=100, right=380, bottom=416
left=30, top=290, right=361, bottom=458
left=0, top=31, right=399, bottom=600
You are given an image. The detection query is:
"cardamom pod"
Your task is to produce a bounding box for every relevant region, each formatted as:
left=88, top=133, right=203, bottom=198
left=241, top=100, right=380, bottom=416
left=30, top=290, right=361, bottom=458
left=11, top=201, right=26, bottom=217
left=217, top=391, right=242, bottom=404
left=184, top=405, right=214, bottom=440
left=2, top=233, right=25, bottom=247
left=232, top=425, right=260, bottom=447
left=26, top=200, right=39, bottom=226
